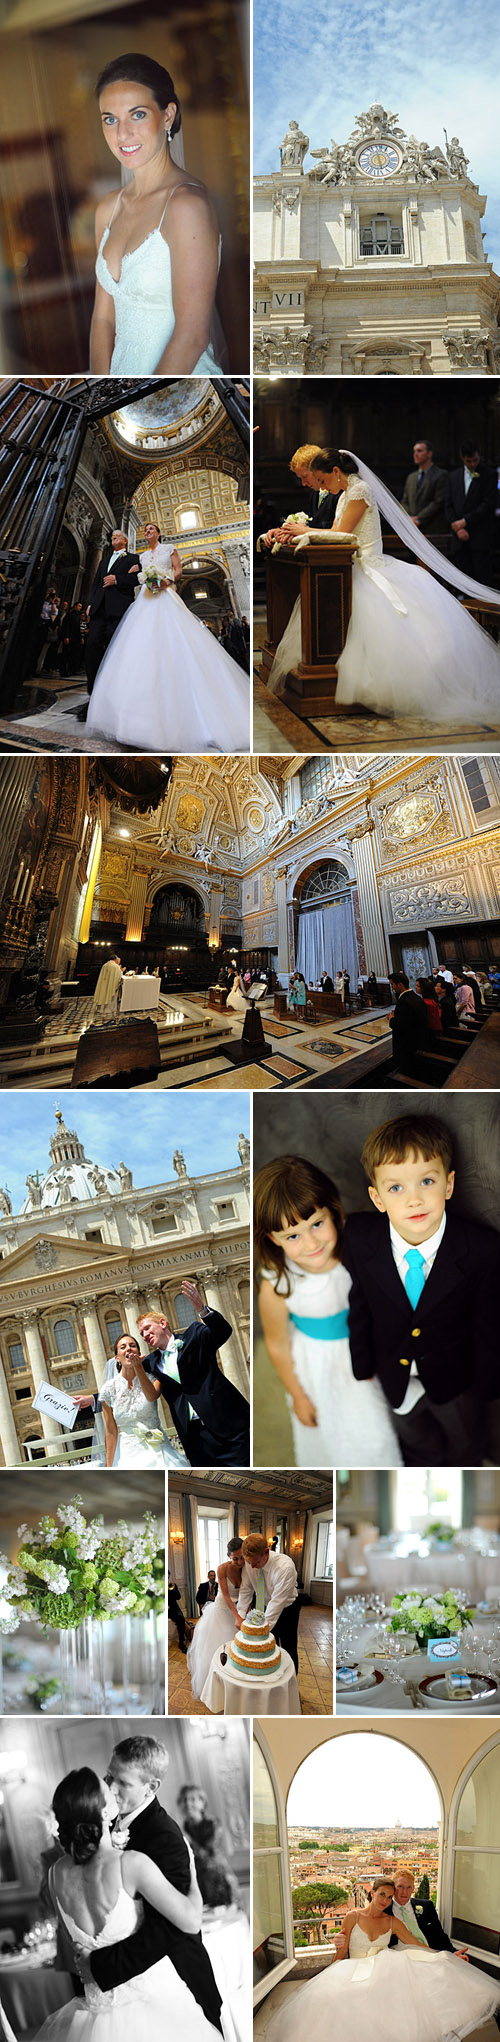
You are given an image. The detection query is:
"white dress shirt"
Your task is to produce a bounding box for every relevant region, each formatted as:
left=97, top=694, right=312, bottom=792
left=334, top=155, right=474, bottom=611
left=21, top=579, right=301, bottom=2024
left=390, top=1212, right=447, bottom=1413
left=237, top=1553, right=298, bottom=1629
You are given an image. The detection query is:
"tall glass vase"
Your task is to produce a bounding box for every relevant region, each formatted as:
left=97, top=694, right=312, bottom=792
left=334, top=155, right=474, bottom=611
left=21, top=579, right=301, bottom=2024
left=121, top=1610, right=160, bottom=1715
left=58, top=1619, right=106, bottom=1715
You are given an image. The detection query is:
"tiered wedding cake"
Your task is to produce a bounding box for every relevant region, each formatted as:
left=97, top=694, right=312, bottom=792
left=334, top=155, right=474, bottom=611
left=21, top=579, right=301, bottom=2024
left=229, top=1611, right=282, bottom=1676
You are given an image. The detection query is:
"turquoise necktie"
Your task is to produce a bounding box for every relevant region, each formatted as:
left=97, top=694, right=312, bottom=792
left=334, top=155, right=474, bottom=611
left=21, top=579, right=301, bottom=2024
left=404, top=1248, right=425, bottom=1309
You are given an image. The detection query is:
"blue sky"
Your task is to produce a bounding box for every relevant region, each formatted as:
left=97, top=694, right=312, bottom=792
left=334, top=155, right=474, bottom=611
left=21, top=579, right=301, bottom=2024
left=0, top=1096, right=250, bottom=1212
left=254, top=0, right=500, bottom=273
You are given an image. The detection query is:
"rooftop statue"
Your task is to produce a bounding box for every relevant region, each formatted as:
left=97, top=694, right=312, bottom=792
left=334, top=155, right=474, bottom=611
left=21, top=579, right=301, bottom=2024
left=279, top=119, right=309, bottom=172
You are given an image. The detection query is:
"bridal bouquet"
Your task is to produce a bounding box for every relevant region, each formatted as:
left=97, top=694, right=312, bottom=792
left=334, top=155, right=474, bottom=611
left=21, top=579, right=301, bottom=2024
left=138, top=563, right=172, bottom=597
left=0, top=1498, right=165, bottom=1633
left=389, top=1590, right=473, bottom=1645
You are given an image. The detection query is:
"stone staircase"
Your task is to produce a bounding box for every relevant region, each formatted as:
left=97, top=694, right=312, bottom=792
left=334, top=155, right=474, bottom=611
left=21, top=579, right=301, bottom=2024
left=0, top=1008, right=233, bottom=1088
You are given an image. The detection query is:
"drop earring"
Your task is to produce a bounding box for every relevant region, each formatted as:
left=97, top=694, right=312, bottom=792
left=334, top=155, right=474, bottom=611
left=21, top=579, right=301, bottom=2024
left=167, top=124, right=172, bottom=143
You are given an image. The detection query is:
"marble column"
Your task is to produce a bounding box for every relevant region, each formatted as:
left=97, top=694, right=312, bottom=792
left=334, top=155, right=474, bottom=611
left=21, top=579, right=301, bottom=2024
left=21, top=1314, right=60, bottom=1440
left=0, top=1349, right=23, bottom=1466
left=203, top=1271, right=250, bottom=1397
left=209, top=885, right=223, bottom=947
left=121, top=1290, right=142, bottom=1336
left=125, top=871, right=148, bottom=944
left=276, top=868, right=290, bottom=975
left=79, top=1301, right=108, bottom=1389
left=352, top=831, right=390, bottom=977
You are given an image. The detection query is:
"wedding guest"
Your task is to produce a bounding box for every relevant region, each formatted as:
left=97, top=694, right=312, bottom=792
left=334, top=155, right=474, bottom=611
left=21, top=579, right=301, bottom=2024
left=196, top=1571, right=218, bottom=1611
left=454, top=974, right=476, bottom=1022
left=415, top=976, right=442, bottom=1033
left=434, top=976, right=459, bottom=1033
left=343, top=1111, right=500, bottom=1464
left=320, top=971, right=334, bottom=991
left=400, top=439, right=446, bottom=534
left=445, top=443, right=499, bottom=586
left=176, top=1787, right=241, bottom=1908
left=389, top=972, right=429, bottom=1071
left=463, top=967, right=483, bottom=1013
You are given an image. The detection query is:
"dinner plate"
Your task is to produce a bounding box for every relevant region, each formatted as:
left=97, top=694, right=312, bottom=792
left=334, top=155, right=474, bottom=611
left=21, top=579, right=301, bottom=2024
left=336, top=1667, right=384, bottom=1696
left=419, top=1672, right=498, bottom=1708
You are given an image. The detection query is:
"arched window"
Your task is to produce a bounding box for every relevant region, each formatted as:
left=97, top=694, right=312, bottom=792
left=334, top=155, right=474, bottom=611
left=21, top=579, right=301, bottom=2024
left=105, top=1316, right=124, bottom=1349
left=174, top=1291, right=198, bottom=1329
left=450, top=1738, right=500, bottom=1965
left=23, top=1433, right=45, bottom=1462
left=254, top=1734, right=294, bottom=2001
left=53, top=1318, right=77, bottom=1356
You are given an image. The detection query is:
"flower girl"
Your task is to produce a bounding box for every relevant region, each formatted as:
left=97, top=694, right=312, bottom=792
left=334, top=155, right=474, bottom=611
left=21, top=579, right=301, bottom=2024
left=254, top=1155, right=401, bottom=1466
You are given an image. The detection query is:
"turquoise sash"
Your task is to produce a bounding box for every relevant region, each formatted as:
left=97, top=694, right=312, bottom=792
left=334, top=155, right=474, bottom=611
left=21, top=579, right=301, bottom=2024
left=289, top=1309, right=349, bottom=1340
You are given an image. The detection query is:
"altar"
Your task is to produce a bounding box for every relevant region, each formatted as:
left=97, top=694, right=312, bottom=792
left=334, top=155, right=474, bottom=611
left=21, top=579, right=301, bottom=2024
left=261, top=540, right=355, bottom=715
left=120, top=975, right=161, bottom=1017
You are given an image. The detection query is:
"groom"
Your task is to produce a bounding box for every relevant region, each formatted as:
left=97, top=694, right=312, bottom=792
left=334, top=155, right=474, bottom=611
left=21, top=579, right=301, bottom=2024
left=78, top=528, right=141, bottom=720
left=138, top=1281, right=250, bottom=1467
left=80, top=1734, right=223, bottom=2028
left=388, top=1870, right=468, bottom=1959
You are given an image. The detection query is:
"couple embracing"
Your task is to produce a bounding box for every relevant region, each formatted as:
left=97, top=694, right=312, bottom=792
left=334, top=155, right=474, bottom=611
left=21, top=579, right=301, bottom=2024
left=34, top=1735, right=225, bottom=2042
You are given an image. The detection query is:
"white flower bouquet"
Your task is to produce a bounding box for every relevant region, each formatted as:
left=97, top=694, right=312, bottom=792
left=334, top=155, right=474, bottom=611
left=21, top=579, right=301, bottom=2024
left=390, top=1590, right=474, bottom=1646
left=138, top=563, right=172, bottom=597
left=0, top=1498, right=165, bottom=1633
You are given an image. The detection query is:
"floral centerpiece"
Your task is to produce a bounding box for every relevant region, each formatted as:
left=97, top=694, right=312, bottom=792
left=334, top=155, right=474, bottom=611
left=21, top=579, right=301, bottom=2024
left=427, top=1521, right=456, bottom=1544
left=138, top=563, right=172, bottom=598
left=389, top=1590, right=473, bottom=1649
left=0, top=1498, right=164, bottom=1633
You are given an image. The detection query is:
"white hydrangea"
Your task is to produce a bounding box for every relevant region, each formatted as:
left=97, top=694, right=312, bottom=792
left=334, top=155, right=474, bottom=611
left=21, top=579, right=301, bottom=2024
left=0, top=1610, right=20, bottom=1634
left=57, top=1504, right=86, bottom=1536
left=5, top=1566, right=28, bottom=1597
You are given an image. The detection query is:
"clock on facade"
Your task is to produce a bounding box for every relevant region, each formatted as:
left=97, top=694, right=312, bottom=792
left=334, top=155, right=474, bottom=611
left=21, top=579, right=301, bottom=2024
left=356, top=142, right=403, bottom=177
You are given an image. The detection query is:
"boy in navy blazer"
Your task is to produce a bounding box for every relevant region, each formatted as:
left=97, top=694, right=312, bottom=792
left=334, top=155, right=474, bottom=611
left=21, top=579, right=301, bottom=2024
left=343, top=1113, right=500, bottom=1465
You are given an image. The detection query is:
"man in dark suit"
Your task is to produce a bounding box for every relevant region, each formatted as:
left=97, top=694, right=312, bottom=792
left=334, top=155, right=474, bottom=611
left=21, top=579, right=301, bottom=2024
left=400, top=439, right=447, bottom=537
left=78, top=528, right=141, bottom=719
left=168, top=1574, right=187, bottom=1651
left=445, top=442, right=499, bottom=586
left=138, top=1280, right=250, bottom=1466
left=389, top=1871, right=467, bottom=1957
left=196, top=1571, right=219, bottom=1610
left=343, top=1112, right=500, bottom=1463
left=389, top=973, right=429, bottom=1072
left=86, top=1736, right=222, bottom=2029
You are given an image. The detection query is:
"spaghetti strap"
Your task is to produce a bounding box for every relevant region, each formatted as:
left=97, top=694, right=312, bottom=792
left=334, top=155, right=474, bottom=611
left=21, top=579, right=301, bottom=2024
left=105, top=189, right=123, bottom=232
left=158, top=181, right=202, bottom=231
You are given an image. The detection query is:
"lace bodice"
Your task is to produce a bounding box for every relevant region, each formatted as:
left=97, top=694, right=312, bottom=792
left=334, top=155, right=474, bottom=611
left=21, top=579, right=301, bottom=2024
left=138, top=543, right=176, bottom=590
left=101, top=1372, right=163, bottom=1437
left=349, top=1924, right=391, bottom=1957
left=334, top=476, right=383, bottom=560
left=95, top=189, right=222, bottom=374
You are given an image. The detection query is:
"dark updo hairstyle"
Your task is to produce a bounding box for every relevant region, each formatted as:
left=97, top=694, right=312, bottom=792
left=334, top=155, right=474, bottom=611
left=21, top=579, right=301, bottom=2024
left=52, top=1769, right=104, bottom=1866
left=309, top=449, right=359, bottom=476
left=95, top=54, right=182, bottom=137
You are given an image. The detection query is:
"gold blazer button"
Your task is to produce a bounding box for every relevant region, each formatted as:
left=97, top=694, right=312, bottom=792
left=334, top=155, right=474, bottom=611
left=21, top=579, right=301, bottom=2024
left=399, top=1358, right=410, bottom=1367
left=411, top=1328, right=421, bottom=1338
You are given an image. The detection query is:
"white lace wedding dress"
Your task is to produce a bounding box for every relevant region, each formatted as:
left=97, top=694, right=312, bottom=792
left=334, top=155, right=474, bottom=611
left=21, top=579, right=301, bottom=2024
left=187, top=1581, right=239, bottom=1698
left=34, top=1882, right=222, bottom=2042
left=95, top=185, right=223, bottom=373
left=86, top=546, right=249, bottom=751
left=266, top=1922, right=500, bottom=2042
left=100, top=1373, right=189, bottom=1470
left=268, top=477, right=500, bottom=722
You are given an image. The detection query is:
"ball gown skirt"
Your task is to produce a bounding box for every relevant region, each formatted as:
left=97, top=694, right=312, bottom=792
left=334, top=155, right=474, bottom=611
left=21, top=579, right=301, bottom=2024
left=34, top=1890, right=223, bottom=2042
left=335, top=555, right=500, bottom=720
left=86, top=588, right=249, bottom=751
left=266, top=1942, right=500, bottom=2042
left=187, top=1587, right=239, bottom=1697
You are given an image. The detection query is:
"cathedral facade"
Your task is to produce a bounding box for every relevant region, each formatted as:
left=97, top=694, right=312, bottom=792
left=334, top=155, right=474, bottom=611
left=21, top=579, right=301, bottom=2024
left=0, top=1110, right=250, bottom=1467
left=253, top=104, right=500, bottom=376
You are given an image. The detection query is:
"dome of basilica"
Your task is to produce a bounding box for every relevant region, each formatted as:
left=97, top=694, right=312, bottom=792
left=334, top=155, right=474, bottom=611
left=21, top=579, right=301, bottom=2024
left=18, top=1109, right=123, bottom=1215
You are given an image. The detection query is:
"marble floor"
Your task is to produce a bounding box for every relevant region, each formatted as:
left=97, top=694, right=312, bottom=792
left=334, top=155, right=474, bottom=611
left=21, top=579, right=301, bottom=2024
left=168, top=1602, right=333, bottom=1716
left=253, top=611, right=500, bottom=754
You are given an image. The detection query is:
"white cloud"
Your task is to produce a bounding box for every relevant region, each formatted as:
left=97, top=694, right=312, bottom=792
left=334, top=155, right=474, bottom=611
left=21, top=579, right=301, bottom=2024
left=288, top=1732, right=441, bottom=1826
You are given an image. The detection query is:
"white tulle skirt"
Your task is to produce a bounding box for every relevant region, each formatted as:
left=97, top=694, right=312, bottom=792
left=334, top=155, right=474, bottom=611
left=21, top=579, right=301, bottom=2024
left=187, top=1595, right=239, bottom=1697
left=34, top=1952, right=223, bottom=2042
left=268, top=561, right=500, bottom=723
left=266, top=1947, right=500, bottom=2042
left=86, top=589, right=249, bottom=751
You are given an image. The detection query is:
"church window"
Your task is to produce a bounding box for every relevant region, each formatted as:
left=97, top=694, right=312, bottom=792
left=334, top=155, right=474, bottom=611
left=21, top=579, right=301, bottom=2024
left=299, top=757, right=332, bottom=801
left=150, top=1210, right=178, bottom=1235
left=54, top=1318, right=77, bottom=1356
left=15, top=1386, right=31, bottom=1400
left=105, top=1316, right=124, bottom=1347
left=24, top=1436, right=45, bottom=1461
left=360, top=214, right=404, bottom=256
left=174, top=1289, right=199, bottom=1328
left=461, top=758, right=498, bottom=816
left=215, top=1199, right=236, bottom=1220
left=85, top=1228, right=103, bottom=1243
left=8, top=1342, right=26, bottom=1372
left=179, top=510, right=198, bottom=530
left=315, top=1519, right=334, bottom=1578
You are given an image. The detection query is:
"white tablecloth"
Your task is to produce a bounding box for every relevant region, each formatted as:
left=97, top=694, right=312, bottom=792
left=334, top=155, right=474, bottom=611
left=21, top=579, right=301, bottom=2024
left=202, top=1914, right=251, bottom=2042
left=201, top=1644, right=301, bottom=1715
left=336, top=1617, right=500, bottom=1714
left=120, top=976, right=161, bottom=1015
left=365, top=1547, right=476, bottom=1598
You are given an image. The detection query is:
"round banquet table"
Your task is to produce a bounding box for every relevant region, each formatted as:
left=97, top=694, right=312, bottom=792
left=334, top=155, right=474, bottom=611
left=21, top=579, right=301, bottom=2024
left=336, top=1616, right=500, bottom=1715
left=200, top=1644, right=301, bottom=1715
left=365, top=1545, right=476, bottom=1599
left=0, top=1958, right=73, bottom=2033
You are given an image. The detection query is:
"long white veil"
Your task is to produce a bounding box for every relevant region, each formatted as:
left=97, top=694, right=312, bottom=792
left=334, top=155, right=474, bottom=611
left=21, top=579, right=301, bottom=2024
left=343, top=451, right=500, bottom=606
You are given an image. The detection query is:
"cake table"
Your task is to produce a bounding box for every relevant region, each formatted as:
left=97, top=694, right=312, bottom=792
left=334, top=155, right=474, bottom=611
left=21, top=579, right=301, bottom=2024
left=200, top=1643, right=300, bottom=1715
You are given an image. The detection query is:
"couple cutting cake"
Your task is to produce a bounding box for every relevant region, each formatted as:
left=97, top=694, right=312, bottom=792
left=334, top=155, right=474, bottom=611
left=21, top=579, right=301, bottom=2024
left=187, top=1534, right=299, bottom=1699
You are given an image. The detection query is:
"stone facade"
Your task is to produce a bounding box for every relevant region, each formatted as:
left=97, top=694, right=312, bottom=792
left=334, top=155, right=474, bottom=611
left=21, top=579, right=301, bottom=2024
left=254, top=104, right=500, bottom=375
left=0, top=1111, right=250, bottom=1466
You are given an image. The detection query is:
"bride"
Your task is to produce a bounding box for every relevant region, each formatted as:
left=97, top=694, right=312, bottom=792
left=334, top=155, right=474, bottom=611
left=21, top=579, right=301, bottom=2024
left=86, top=526, right=249, bottom=752
left=100, top=1335, right=189, bottom=1470
left=226, top=968, right=248, bottom=1013
left=187, top=1541, right=245, bottom=1699
left=34, top=1768, right=222, bottom=2042
left=91, top=54, right=223, bottom=373
left=268, top=447, right=500, bottom=723
left=267, top=1878, right=500, bottom=2042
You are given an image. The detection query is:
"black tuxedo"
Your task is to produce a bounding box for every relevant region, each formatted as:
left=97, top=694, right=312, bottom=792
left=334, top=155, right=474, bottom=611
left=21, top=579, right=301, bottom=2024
left=388, top=1897, right=453, bottom=1952
left=84, top=547, right=141, bottom=692
left=90, top=1797, right=222, bottom=2029
left=400, top=463, right=447, bottom=535
left=343, top=1209, right=500, bottom=1463
left=197, top=1579, right=219, bottom=1609
left=390, top=989, right=429, bottom=1071
left=302, top=486, right=340, bottom=529
left=445, top=464, right=498, bottom=585
left=145, top=1310, right=250, bottom=1466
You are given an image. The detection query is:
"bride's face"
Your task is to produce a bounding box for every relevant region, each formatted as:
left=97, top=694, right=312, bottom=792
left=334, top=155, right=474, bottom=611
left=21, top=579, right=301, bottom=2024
left=101, top=1778, right=119, bottom=1823
left=371, top=1885, right=394, bottom=1915
left=99, top=81, right=176, bottom=171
